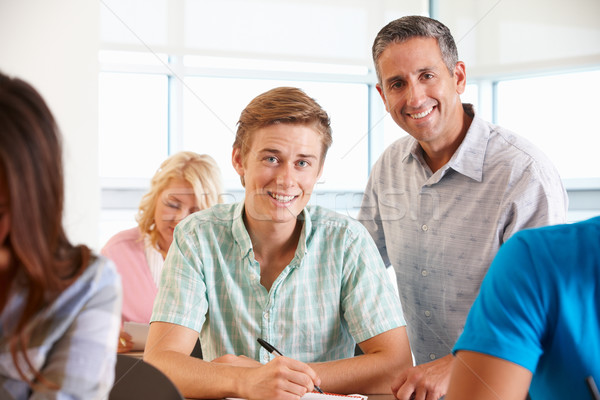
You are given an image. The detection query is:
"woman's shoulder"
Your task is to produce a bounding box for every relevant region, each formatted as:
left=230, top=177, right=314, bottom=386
left=101, top=227, right=144, bottom=253
left=49, top=254, right=121, bottom=316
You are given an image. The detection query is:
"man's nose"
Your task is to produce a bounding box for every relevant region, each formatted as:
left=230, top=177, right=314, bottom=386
left=276, top=163, right=295, bottom=187
left=406, top=82, right=426, bottom=107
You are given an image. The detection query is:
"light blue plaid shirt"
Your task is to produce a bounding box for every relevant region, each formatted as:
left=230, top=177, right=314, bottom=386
left=0, top=256, right=122, bottom=400
left=151, top=202, right=405, bottom=363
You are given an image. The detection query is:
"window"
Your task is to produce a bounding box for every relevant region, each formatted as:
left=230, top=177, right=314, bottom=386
left=496, top=70, right=600, bottom=180
left=182, top=76, right=369, bottom=191
left=99, top=71, right=169, bottom=179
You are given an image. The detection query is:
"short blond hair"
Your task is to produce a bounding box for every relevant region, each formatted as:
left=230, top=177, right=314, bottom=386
left=136, top=151, right=223, bottom=249
left=233, top=87, right=332, bottom=166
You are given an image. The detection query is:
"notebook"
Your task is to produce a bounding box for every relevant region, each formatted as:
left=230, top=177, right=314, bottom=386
left=122, top=321, right=149, bottom=351
left=303, top=393, right=367, bottom=399
left=227, top=393, right=367, bottom=399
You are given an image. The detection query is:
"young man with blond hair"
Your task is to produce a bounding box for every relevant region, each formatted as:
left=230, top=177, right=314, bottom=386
left=145, top=87, right=412, bottom=399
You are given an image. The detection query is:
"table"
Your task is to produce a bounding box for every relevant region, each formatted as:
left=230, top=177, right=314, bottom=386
left=123, top=351, right=144, bottom=359
left=122, top=354, right=396, bottom=400
left=195, top=395, right=396, bottom=400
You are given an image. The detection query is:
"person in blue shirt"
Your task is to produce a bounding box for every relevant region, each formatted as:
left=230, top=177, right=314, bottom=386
left=447, top=217, right=600, bottom=399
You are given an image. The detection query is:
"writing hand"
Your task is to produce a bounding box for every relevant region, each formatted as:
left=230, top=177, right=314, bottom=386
left=239, top=356, right=321, bottom=400
left=392, top=354, right=453, bottom=400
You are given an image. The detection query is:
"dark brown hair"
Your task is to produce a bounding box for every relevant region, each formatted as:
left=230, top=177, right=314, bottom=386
left=0, top=72, right=92, bottom=388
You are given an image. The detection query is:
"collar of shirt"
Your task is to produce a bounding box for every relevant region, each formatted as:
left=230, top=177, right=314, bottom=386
left=402, top=105, right=489, bottom=183
left=231, top=201, right=311, bottom=268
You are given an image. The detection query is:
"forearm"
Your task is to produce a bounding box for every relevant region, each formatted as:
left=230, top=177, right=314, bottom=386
left=144, top=350, right=241, bottom=399
left=310, top=345, right=412, bottom=394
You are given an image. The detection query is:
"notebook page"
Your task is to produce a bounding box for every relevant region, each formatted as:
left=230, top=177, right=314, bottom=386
left=227, top=393, right=367, bottom=399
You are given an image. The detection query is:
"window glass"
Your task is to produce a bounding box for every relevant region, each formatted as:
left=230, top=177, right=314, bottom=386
left=100, top=0, right=168, bottom=46
left=184, top=0, right=368, bottom=60
left=462, top=83, right=478, bottom=107
left=99, top=72, right=169, bottom=178
left=496, top=70, right=600, bottom=179
left=182, top=77, right=369, bottom=190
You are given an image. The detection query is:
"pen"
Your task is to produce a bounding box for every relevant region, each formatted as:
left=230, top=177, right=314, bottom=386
left=257, top=338, right=324, bottom=394
left=587, top=376, right=600, bottom=400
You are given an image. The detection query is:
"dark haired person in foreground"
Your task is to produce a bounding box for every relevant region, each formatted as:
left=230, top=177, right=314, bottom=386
left=145, top=87, right=412, bottom=399
left=0, top=72, right=122, bottom=399
left=447, top=217, right=600, bottom=399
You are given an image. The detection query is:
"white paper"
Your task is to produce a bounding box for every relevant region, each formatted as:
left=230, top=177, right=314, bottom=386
left=227, top=393, right=367, bottom=399
left=123, top=321, right=149, bottom=351
left=302, top=394, right=367, bottom=399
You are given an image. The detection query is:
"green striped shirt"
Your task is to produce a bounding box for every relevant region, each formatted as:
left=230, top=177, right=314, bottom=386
left=151, top=202, right=405, bottom=363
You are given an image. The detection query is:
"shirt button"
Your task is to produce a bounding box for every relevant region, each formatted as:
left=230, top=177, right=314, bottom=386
left=421, top=224, right=428, bottom=231
left=263, top=312, right=269, bottom=320
left=424, top=310, right=431, bottom=317
left=421, top=269, right=428, bottom=277
left=429, top=353, right=436, bottom=360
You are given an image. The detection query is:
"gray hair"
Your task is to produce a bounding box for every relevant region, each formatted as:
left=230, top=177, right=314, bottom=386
left=372, top=16, right=459, bottom=83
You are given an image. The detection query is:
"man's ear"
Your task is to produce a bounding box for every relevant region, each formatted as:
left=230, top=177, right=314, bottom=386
left=232, top=147, right=244, bottom=177
left=376, top=83, right=390, bottom=113
left=454, top=61, right=467, bottom=95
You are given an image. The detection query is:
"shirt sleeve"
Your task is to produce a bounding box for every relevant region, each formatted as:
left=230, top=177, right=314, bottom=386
left=501, top=159, right=568, bottom=243
left=452, top=233, right=548, bottom=373
left=151, top=224, right=209, bottom=333
left=339, top=223, right=406, bottom=343
left=32, top=258, right=122, bottom=400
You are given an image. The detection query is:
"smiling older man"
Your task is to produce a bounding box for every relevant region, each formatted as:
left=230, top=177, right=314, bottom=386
left=358, top=15, right=568, bottom=400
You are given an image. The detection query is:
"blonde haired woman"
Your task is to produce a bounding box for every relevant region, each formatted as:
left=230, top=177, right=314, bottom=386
left=101, top=151, right=223, bottom=352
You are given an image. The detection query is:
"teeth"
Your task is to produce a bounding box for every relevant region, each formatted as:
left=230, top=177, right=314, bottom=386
left=271, top=193, right=295, bottom=202
left=410, top=108, right=433, bottom=119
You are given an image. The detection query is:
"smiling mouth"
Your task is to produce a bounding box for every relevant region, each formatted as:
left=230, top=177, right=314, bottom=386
left=268, top=192, right=297, bottom=203
left=408, top=107, right=434, bottom=119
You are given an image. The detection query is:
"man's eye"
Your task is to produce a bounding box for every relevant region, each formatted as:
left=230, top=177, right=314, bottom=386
left=297, top=160, right=309, bottom=167
left=265, top=156, right=278, bottom=163
left=391, top=81, right=404, bottom=89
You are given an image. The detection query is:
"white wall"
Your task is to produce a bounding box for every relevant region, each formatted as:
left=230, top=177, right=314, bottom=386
left=0, top=0, right=101, bottom=249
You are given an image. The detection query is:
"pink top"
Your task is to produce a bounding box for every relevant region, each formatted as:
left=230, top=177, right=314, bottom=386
left=101, top=227, right=158, bottom=323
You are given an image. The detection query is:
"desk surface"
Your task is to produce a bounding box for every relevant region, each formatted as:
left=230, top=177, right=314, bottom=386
left=194, top=395, right=396, bottom=400
left=123, top=351, right=144, bottom=359
left=122, top=354, right=396, bottom=400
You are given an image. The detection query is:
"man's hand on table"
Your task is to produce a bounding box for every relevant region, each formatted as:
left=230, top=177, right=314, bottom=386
left=391, top=354, right=453, bottom=400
